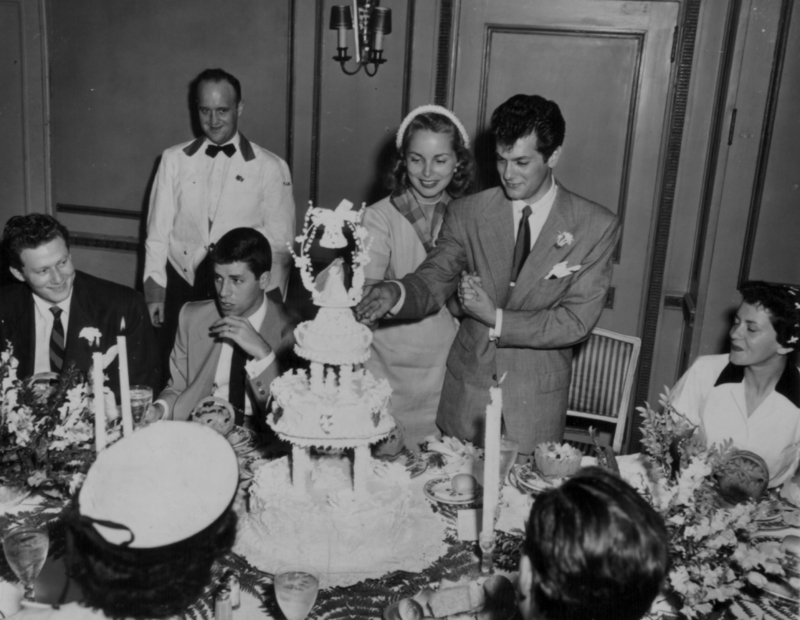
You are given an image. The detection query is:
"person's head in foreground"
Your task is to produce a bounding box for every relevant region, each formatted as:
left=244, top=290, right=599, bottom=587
left=210, top=228, right=272, bottom=319
left=2, top=213, right=75, bottom=304
left=62, top=422, right=238, bottom=619
left=730, top=281, right=798, bottom=370
left=518, top=467, right=669, bottom=620
left=491, top=94, right=565, bottom=205
left=194, top=68, right=243, bottom=146
left=391, top=105, right=474, bottom=201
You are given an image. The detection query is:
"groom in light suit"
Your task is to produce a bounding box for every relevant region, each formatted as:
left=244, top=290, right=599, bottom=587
left=357, top=95, right=620, bottom=456
left=151, top=228, right=296, bottom=428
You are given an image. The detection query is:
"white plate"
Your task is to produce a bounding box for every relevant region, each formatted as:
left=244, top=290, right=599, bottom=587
left=423, top=477, right=482, bottom=505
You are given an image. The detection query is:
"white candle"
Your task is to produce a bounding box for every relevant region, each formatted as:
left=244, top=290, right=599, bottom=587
left=92, top=351, right=107, bottom=452
left=481, top=386, right=502, bottom=536
left=117, top=318, right=133, bottom=435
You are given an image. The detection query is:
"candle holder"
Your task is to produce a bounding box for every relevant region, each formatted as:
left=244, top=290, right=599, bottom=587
left=479, top=532, right=496, bottom=574
left=329, top=1, right=392, bottom=77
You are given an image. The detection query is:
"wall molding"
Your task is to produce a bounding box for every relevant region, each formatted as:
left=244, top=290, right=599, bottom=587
left=738, top=0, right=795, bottom=287
left=57, top=203, right=141, bottom=220
left=630, top=0, right=702, bottom=451
left=70, top=232, right=139, bottom=253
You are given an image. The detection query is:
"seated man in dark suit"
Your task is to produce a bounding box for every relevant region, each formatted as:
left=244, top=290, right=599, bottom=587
left=0, top=214, right=154, bottom=398
left=518, top=467, right=668, bottom=620
left=151, top=228, right=296, bottom=428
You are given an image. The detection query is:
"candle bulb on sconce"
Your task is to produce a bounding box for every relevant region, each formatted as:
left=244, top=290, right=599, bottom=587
left=329, top=1, right=392, bottom=76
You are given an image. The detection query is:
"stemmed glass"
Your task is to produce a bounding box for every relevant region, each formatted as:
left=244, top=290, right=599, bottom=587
left=3, top=524, right=50, bottom=601
left=274, top=565, right=320, bottom=620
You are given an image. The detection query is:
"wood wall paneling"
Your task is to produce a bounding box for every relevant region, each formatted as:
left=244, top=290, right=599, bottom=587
left=0, top=0, right=50, bottom=225
left=45, top=0, right=292, bottom=286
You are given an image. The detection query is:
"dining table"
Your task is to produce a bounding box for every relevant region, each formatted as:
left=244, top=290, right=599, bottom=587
left=1, top=446, right=798, bottom=620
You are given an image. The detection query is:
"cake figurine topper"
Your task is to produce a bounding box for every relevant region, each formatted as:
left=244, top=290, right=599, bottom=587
left=293, top=199, right=372, bottom=307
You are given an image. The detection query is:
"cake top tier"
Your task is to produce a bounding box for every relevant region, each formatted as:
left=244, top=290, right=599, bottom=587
left=294, top=200, right=372, bottom=309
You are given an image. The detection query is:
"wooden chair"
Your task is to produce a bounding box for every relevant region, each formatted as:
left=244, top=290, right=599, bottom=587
left=564, top=328, right=641, bottom=454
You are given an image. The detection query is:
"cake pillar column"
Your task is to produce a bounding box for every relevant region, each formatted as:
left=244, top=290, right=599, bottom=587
left=292, top=445, right=310, bottom=493
left=353, top=445, right=369, bottom=498
left=310, top=362, right=324, bottom=392
left=340, top=364, right=353, bottom=395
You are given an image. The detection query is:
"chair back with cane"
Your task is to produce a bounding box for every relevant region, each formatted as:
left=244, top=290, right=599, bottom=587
left=564, top=328, right=641, bottom=454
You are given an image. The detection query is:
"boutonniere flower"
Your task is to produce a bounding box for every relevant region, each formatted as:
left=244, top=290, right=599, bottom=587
left=789, top=336, right=798, bottom=344
left=556, top=231, right=574, bottom=247
left=79, top=327, right=102, bottom=348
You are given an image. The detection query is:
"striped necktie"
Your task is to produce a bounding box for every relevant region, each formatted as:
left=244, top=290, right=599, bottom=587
left=50, top=306, right=65, bottom=373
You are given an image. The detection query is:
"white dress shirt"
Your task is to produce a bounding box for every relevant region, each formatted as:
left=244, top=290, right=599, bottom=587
left=212, top=295, right=274, bottom=418
left=207, top=133, right=239, bottom=224
left=491, top=178, right=558, bottom=338
left=32, top=292, right=73, bottom=374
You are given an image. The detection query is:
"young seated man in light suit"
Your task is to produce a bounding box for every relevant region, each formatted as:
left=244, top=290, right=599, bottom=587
left=150, top=228, right=296, bottom=428
left=357, top=94, right=620, bottom=457
left=0, top=214, right=154, bottom=398
left=518, top=468, right=668, bottom=620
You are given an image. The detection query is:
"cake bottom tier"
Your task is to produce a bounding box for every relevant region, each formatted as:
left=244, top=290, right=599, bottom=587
left=234, top=455, right=449, bottom=588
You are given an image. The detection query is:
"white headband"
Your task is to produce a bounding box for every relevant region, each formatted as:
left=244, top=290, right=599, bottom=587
left=395, top=105, right=471, bottom=150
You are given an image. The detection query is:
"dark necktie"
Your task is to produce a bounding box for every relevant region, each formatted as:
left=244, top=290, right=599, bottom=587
left=49, top=306, right=65, bottom=373
left=228, top=344, right=247, bottom=425
left=511, top=205, right=532, bottom=285
left=206, top=143, right=236, bottom=158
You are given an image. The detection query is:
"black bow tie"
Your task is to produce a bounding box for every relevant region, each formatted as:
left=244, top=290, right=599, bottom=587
left=205, top=143, right=236, bottom=158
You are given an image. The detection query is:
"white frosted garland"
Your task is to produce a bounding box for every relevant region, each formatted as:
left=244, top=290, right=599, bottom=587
left=395, top=104, right=471, bottom=150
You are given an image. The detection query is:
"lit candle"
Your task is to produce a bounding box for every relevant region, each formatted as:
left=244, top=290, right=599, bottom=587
left=481, top=385, right=502, bottom=537
left=92, top=351, right=107, bottom=452
left=117, top=318, right=133, bottom=435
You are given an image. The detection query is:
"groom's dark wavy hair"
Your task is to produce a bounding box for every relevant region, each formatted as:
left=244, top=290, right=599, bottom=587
left=211, top=227, right=272, bottom=277
left=491, top=94, right=565, bottom=160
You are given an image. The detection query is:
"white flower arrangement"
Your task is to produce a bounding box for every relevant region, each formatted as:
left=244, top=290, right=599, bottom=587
left=0, top=342, right=118, bottom=498
left=637, top=392, right=796, bottom=618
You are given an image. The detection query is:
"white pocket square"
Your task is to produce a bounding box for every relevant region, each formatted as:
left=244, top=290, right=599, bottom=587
left=545, top=261, right=581, bottom=280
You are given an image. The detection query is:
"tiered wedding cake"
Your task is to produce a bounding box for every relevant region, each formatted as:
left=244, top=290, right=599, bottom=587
left=234, top=201, right=447, bottom=586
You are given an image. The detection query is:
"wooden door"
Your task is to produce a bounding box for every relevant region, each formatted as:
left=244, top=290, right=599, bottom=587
left=448, top=0, right=680, bottom=337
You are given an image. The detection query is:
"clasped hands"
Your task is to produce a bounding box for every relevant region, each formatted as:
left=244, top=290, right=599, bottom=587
left=354, top=272, right=496, bottom=327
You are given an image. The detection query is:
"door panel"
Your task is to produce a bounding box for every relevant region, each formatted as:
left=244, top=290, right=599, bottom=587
left=450, top=0, right=680, bottom=335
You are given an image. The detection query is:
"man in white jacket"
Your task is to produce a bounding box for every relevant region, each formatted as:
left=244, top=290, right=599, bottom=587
left=144, top=68, right=294, bottom=371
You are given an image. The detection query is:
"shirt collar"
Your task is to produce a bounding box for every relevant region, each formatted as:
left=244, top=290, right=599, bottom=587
left=32, top=289, right=73, bottom=318
left=715, top=361, right=800, bottom=407
left=246, top=293, right=268, bottom=330
left=511, top=176, right=558, bottom=214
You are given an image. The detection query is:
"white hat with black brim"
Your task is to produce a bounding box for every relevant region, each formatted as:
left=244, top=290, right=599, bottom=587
left=77, top=421, right=239, bottom=549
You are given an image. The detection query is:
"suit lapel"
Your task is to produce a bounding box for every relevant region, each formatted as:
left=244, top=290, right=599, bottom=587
left=18, top=291, right=36, bottom=378
left=509, top=186, right=577, bottom=304
left=65, top=274, right=92, bottom=367
left=477, top=189, right=515, bottom=306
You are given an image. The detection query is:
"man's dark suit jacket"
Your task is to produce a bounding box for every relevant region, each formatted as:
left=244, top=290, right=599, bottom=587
left=0, top=271, right=155, bottom=397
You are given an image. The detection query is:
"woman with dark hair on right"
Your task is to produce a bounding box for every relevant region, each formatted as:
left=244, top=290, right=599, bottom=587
left=669, top=281, right=800, bottom=487
left=518, top=467, right=669, bottom=620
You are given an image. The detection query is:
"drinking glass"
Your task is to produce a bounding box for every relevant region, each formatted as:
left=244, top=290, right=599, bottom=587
left=129, top=385, right=153, bottom=428
left=499, top=437, right=519, bottom=486
left=3, top=525, right=49, bottom=601
left=274, top=564, right=320, bottom=620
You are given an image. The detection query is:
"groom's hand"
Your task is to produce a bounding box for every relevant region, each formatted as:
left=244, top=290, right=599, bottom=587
left=355, top=282, right=401, bottom=325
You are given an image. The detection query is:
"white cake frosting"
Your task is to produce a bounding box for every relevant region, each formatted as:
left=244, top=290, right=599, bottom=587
left=235, top=455, right=449, bottom=587
left=294, top=307, right=373, bottom=365
left=238, top=200, right=448, bottom=587
left=269, top=367, right=393, bottom=446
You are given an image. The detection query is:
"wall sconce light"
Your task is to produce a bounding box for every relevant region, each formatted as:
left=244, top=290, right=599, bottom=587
left=330, top=1, right=392, bottom=76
